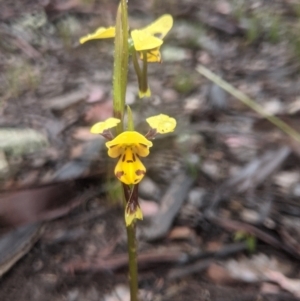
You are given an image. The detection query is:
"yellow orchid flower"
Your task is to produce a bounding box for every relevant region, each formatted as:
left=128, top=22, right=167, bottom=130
left=131, top=14, right=173, bottom=63
left=90, top=114, right=176, bottom=185
left=80, top=14, right=173, bottom=63
left=106, top=131, right=153, bottom=185
left=90, top=114, right=176, bottom=226
left=80, top=15, right=173, bottom=99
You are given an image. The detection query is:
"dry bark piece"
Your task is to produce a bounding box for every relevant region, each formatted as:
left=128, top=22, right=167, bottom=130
left=0, top=181, right=98, bottom=231
left=0, top=222, right=43, bottom=277
left=42, top=89, right=88, bottom=111
left=142, top=172, right=195, bottom=241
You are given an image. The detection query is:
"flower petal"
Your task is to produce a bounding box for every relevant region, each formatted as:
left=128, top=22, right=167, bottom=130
left=146, top=114, right=176, bottom=134
left=131, top=30, right=163, bottom=51
left=125, top=203, right=143, bottom=226
left=139, top=48, right=162, bottom=63
left=138, top=87, right=151, bottom=98
left=90, top=117, right=121, bottom=134
left=106, top=131, right=152, bottom=150
left=114, top=147, right=146, bottom=184
left=141, top=14, right=173, bottom=40
left=80, top=27, right=115, bottom=44
left=106, top=132, right=152, bottom=158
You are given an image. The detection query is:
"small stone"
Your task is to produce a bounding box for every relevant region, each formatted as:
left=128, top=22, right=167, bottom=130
left=162, top=46, right=192, bottom=62
left=86, top=85, right=106, bottom=103
left=40, top=273, right=58, bottom=288
left=240, top=209, right=260, bottom=224
left=139, top=177, right=161, bottom=201
left=140, top=199, right=159, bottom=217
left=188, top=188, right=206, bottom=208
left=262, top=98, right=284, bottom=115
left=263, top=218, right=276, bottom=229
left=201, top=161, right=221, bottom=180
left=292, top=183, right=300, bottom=197
left=176, top=133, right=204, bottom=153
left=274, top=171, right=300, bottom=193
left=206, top=83, right=228, bottom=111
left=215, top=1, right=232, bottom=15
left=104, top=285, right=130, bottom=301
left=207, top=263, right=235, bottom=285
left=186, top=153, right=200, bottom=166
left=32, top=259, right=44, bottom=272
left=0, top=151, right=9, bottom=177
left=168, top=226, right=196, bottom=240
left=67, top=289, right=79, bottom=301
left=184, top=97, right=203, bottom=113
left=197, top=51, right=212, bottom=65
left=85, top=243, right=97, bottom=257
left=162, top=89, right=179, bottom=103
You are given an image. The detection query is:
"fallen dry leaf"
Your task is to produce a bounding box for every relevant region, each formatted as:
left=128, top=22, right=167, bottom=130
left=84, top=101, right=113, bottom=124
left=72, top=127, right=102, bottom=141
left=266, top=270, right=300, bottom=298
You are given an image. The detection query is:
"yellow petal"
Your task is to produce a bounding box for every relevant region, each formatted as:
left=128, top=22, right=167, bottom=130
left=114, top=148, right=146, bottom=184
left=139, top=48, right=162, bottom=63
left=90, top=117, right=121, bottom=134
left=140, top=14, right=173, bottom=40
left=138, top=87, right=151, bottom=98
left=125, top=203, right=143, bottom=227
left=105, top=129, right=151, bottom=159
left=146, top=114, right=176, bottom=134
left=80, top=27, right=115, bottom=44
left=133, top=142, right=151, bottom=157
left=131, top=30, right=163, bottom=51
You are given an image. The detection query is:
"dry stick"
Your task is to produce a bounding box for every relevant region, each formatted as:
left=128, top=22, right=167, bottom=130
left=65, top=242, right=246, bottom=274
left=196, top=65, right=300, bottom=144
left=64, top=250, right=186, bottom=273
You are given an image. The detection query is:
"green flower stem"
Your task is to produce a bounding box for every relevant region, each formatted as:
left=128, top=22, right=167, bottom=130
left=126, top=223, right=139, bottom=301
left=132, top=49, right=143, bottom=93
left=141, top=51, right=148, bottom=93
left=196, top=64, right=300, bottom=143
left=113, top=0, right=128, bottom=133
left=113, top=1, right=139, bottom=300
left=125, top=106, right=139, bottom=301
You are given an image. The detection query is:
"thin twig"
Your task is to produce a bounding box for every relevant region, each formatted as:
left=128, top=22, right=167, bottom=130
left=196, top=65, right=300, bottom=143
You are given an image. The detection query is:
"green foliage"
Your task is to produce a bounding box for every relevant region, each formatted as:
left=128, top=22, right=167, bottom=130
left=267, top=15, right=281, bottom=44
left=105, top=179, right=123, bottom=205
left=173, top=72, right=196, bottom=94
left=234, top=230, right=257, bottom=253
left=246, top=16, right=260, bottom=44
left=4, top=62, right=39, bottom=98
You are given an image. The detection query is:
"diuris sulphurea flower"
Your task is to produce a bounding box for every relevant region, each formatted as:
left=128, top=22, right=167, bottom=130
left=90, top=114, right=176, bottom=185
left=90, top=113, right=176, bottom=226
left=80, top=15, right=173, bottom=98
left=80, top=15, right=172, bottom=63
